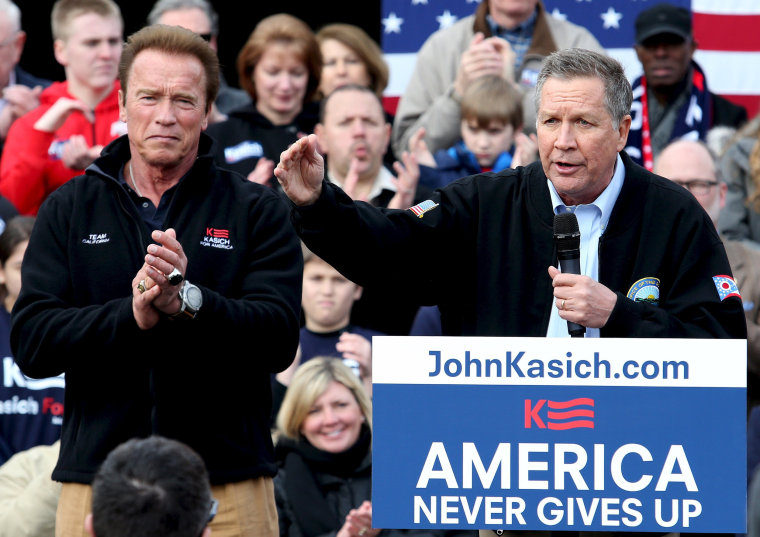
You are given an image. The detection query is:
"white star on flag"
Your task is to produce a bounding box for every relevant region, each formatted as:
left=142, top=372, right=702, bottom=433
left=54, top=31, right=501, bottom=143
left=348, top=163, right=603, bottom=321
left=600, top=7, right=623, bottom=29
left=550, top=8, right=567, bottom=21
left=382, top=12, right=404, bottom=34
left=436, top=10, right=458, bottom=30
left=411, top=0, right=428, bottom=4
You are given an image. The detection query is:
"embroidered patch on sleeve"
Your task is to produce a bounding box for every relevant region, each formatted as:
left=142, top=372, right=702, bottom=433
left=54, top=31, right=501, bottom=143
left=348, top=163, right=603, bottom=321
left=409, top=200, right=439, bottom=218
left=712, top=275, right=741, bottom=301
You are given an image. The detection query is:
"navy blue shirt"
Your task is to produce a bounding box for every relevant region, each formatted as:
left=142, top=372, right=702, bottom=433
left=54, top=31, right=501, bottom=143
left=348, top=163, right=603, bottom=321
left=0, top=307, right=64, bottom=464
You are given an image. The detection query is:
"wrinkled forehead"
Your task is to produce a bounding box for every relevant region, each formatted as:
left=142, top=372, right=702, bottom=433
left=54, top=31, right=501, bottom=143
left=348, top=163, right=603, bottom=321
left=324, top=90, right=384, bottom=123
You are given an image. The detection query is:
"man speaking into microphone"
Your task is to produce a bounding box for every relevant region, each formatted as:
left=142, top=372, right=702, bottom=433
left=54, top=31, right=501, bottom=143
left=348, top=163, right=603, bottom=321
left=276, top=48, right=745, bottom=340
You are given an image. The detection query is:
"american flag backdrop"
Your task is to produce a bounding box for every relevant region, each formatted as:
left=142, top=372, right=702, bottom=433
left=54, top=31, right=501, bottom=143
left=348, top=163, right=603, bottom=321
left=380, top=0, right=760, bottom=119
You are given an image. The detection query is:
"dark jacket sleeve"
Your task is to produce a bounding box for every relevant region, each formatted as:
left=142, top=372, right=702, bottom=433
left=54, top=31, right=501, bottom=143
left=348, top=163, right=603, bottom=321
left=292, top=180, right=472, bottom=306
left=11, top=189, right=141, bottom=378
left=602, top=174, right=747, bottom=339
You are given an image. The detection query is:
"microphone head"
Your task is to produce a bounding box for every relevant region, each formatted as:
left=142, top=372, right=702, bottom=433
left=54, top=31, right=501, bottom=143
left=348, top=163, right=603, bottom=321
left=553, top=212, right=580, bottom=251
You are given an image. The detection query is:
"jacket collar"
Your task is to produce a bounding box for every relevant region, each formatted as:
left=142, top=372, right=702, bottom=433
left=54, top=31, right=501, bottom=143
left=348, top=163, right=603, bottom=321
left=90, top=132, right=216, bottom=186
left=526, top=150, right=649, bottom=235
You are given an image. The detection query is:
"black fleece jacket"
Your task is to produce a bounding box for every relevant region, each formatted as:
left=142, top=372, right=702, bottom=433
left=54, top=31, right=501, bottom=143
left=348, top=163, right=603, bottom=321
left=12, top=133, right=303, bottom=484
left=292, top=151, right=746, bottom=339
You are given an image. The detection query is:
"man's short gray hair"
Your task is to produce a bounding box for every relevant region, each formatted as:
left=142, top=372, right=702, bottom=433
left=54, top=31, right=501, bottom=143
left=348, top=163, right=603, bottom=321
left=147, top=0, right=218, bottom=35
left=535, top=48, right=632, bottom=128
left=0, top=0, right=21, bottom=33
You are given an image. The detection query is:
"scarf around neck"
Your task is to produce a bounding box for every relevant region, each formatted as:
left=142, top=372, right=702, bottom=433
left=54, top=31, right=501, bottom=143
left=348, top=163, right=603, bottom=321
left=625, top=60, right=713, bottom=170
left=277, top=426, right=372, bottom=537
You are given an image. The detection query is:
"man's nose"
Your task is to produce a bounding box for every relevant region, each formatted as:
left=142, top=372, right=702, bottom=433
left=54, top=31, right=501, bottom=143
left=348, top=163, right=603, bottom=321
left=554, top=122, right=576, bottom=150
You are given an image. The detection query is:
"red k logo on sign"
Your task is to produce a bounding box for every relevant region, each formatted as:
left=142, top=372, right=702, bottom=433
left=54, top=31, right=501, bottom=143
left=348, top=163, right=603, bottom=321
left=524, top=398, right=595, bottom=430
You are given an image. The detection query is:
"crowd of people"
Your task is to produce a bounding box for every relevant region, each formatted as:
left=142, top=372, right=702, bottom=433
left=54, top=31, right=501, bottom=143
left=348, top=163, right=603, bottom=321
left=0, top=0, right=757, bottom=536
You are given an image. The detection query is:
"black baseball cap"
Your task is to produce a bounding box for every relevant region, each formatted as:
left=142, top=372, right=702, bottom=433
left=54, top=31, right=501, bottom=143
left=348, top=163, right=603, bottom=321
left=635, top=3, right=692, bottom=44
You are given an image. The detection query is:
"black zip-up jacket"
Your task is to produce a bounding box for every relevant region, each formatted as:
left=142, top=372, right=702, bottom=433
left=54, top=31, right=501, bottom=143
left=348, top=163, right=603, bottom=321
left=292, top=151, right=746, bottom=339
left=12, top=134, right=303, bottom=484
left=206, top=101, right=319, bottom=182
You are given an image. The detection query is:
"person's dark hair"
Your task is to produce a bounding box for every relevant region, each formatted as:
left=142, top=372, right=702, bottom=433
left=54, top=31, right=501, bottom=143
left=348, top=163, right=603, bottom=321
left=318, top=83, right=384, bottom=124
left=147, top=0, right=218, bottom=35
left=316, top=23, right=388, bottom=98
left=119, top=24, right=219, bottom=111
left=90, top=435, right=213, bottom=537
left=0, top=216, right=34, bottom=266
left=236, top=13, right=321, bottom=103
left=534, top=48, right=632, bottom=128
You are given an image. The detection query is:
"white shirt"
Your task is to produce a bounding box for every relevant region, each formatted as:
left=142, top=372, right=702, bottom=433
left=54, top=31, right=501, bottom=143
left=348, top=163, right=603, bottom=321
left=545, top=154, right=626, bottom=338
left=327, top=166, right=396, bottom=202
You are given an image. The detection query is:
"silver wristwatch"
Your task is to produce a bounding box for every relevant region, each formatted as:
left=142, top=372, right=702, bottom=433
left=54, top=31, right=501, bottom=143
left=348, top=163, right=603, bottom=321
left=168, top=280, right=202, bottom=320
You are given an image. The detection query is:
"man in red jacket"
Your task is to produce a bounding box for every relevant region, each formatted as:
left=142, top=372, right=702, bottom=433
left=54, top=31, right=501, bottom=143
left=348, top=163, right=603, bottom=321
left=0, top=0, right=125, bottom=215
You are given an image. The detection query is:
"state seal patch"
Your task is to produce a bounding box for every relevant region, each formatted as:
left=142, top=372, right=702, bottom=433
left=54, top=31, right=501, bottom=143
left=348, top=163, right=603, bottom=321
left=627, top=277, right=660, bottom=306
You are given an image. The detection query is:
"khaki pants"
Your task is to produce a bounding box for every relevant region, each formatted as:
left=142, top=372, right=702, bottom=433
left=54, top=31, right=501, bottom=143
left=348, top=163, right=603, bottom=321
left=56, top=477, right=278, bottom=537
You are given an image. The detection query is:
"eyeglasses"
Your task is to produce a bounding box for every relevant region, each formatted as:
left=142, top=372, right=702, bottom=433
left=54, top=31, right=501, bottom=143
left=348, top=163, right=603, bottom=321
left=208, top=498, right=219, bottom=523
left=671, top=179, right=719, bottom=196
left=199, top=498, right=218, bottom=537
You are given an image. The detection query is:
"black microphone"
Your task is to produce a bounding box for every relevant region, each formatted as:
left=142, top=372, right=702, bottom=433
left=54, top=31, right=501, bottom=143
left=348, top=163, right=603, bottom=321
left=553, top=212, right=586, bottom=338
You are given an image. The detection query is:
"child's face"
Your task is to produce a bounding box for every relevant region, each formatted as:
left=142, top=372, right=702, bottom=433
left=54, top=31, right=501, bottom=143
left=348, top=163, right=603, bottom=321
left=461, top=119, right=515, bottom=168
left=0, top=240, right=27, bottom=310
left=302, top=258, right=362, bottom=332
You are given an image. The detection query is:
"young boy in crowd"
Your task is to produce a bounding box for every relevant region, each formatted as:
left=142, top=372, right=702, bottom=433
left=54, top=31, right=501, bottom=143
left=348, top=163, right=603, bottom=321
left=410, top=74, right=537, bottom=189
left=273, top=245, right=383, bottom=408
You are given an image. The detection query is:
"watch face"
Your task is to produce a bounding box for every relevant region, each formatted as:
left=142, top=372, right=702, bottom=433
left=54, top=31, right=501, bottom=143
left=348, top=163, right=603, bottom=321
left=185, top=285, right=203, bottom=310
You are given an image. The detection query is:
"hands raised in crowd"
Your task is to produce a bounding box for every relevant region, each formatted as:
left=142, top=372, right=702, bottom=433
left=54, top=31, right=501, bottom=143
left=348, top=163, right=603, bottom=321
left=0, top=84, right=43, bottom=139
left=337, top=501, right=381, bottom=537
left=454, top=32, right=516, bottom=98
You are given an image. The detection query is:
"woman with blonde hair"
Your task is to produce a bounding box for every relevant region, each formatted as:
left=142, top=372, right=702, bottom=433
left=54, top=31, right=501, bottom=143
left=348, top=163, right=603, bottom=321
left=206, top=13, right=321, bottom=186
left=274, top=357, right=474, bottom=537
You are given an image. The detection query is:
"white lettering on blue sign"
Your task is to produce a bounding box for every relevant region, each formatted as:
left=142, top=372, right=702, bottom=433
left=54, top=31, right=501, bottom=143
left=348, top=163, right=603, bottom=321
left=416, top=442, right=697, bottom=492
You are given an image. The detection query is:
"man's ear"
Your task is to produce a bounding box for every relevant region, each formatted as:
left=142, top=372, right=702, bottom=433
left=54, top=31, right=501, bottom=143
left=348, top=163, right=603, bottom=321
left=53, top=39, right=67, bottom=67
left=314, top=123, right=327, bottom=155
left=84, top=513, right=96, bottom=537
left=118, top=89, right=127, bottom=123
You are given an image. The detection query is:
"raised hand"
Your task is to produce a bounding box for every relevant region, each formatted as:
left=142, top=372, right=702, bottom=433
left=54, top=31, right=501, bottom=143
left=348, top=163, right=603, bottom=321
left=274, top=134, right=325, bottom=206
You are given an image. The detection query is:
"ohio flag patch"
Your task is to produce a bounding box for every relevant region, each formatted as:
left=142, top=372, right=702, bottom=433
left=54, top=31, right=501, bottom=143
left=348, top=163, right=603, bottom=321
left=409, top=200, right=438, bottom=218
left=713, top=275, right=741, bottom=301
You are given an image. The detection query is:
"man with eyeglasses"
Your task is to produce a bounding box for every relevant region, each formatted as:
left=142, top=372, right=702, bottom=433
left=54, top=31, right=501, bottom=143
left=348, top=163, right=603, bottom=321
left=656, top=138, right=760, bottom=406
left=147, top=0, right=249, bottom=122
left=0, top=0, right=126, bottom=216
left=85, top=436, right=217, bottom=537
left=625, top=3, right=747, bottom=171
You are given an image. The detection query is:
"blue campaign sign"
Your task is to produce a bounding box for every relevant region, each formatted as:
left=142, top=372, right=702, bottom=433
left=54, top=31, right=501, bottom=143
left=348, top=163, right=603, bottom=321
left=372, top=337, right=746, bottom=533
